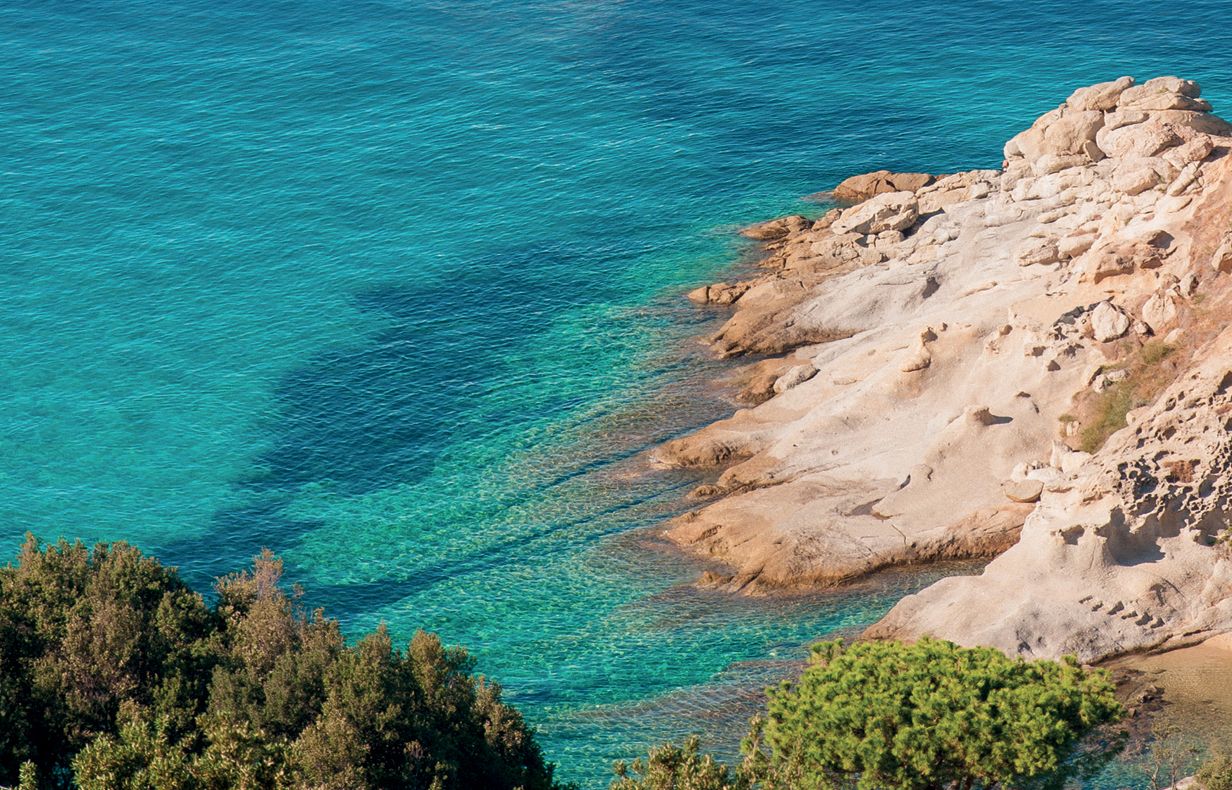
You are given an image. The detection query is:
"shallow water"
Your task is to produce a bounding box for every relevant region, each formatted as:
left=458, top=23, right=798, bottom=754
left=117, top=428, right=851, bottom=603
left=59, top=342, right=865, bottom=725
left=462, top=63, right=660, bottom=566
left=1094, top=642, right=1232, bottom=788
left=5, top=0, right=1232, bottom=784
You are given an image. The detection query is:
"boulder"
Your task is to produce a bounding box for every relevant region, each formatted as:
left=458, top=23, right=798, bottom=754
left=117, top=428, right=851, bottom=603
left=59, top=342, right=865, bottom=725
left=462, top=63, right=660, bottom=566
left=1004, top=107, right=1104, bottom=163
left=1167, top=161, right=1201, bottom=196
left=740, top=215, right=809, bottom=241
left=916, top=170, right=996, bottom=213
left=1091, top=301, right=1131, bottom=342
left=1016, top=238, right=1062, bottom=267
left=1096, top=117, right=1182, bottom=159
left=1089, top=251, right=1133, bottom=284
left=810, top=231, right=884, bottom=267
left=1084, top=235, right=1169, bottom=283
left=1093, top=368, right=1130, bottom=393
left=1212, top=235, right=1232, bottom=274
left=1143, top=75, right=1202, bottom=97
left=1162, top=135, right=1214, bottom=168
left=1148, top=110, right=1232, bottom=137
left=1103, top=108, right=1149, bottom=131
left=687, top=281, right=751, bottom=305
left=833, top=170, right=934, bottom=204
left=1118, top=76, right=1209, bottom=112
left=1141, top=289, right=1180, bottom=332
left=812, top=208, right=841, bottom=230
left=1065, top=76, right=1134, bottom=111
left=773, top=363, right=818, bottom=394
left=710, top=282, right=751, bottom=305
left=1003, top=479, right=1044, bottom=504
left=830, top=191, right=919, bottom=236
left=900, top=347, right=932, bottom=372
left=686, top=285, right=709, bottom=304
left=1032, top=153, right=1088, bottom=176
left=1058, top=233, right=1096, bottom=259
left=1111, top=160, right=1161, bottom=195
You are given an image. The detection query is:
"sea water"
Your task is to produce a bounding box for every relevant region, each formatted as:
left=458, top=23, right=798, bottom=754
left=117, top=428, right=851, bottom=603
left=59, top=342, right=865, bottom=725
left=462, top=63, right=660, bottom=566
left=3, top=0, right=1231, bottom=784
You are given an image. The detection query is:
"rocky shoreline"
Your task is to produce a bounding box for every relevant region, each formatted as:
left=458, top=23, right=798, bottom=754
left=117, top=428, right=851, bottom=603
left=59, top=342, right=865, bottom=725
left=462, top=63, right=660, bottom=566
left=656, top=76, right=1232, bottom=664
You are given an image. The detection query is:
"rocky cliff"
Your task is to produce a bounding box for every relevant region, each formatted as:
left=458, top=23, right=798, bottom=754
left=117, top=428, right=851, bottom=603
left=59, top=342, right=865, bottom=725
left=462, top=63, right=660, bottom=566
left=660, top=76, right=1232, bottom=662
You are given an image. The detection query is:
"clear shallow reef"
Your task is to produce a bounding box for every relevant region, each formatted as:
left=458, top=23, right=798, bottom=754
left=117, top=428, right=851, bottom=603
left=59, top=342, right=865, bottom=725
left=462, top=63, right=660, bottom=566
left=4, top=0, right=1232, bottom=785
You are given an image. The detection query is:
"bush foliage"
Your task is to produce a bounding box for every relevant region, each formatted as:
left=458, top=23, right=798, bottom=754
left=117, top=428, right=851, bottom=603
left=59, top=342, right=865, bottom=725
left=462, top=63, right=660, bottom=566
left=0, top=535, right=564, bottom=790
left=1198, top=753, right=1232, bottom=790
left=0, top=536, right=1130, bottom=790
left=611, top=736, right=748, bottom=790
left=614, top=639, right=1124, bottom=790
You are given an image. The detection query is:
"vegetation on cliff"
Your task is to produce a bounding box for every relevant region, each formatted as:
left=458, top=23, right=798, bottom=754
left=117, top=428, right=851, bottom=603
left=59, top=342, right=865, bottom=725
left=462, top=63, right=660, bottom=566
left=0, top=536, right=563, bottom=790
left=1198, top=754, right=1232, bottom=790
left=0, top=537, right=1130, bottom=790
left=1074, top=340, right=1178, bottom=454
left=614, top=639, right=1124, bottom=790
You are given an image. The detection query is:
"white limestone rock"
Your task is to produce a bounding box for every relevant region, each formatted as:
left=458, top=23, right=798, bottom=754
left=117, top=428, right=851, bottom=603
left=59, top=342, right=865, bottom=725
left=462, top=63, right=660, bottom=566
left=1016, top=238, right=1062, bottom=267
left=1141, top=289, right=1180, bottom=332
left=1090, top=301, right=1131, bottom=342
left=773, top=363, right=818, bottom=394
left=1065, top=76, right=1134, bottom=111
left=830, top=191, right=919, bottom=236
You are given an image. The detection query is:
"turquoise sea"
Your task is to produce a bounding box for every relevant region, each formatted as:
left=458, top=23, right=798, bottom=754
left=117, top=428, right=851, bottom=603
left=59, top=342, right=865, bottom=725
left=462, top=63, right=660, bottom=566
left=4, top=1, right=1232, bottom=785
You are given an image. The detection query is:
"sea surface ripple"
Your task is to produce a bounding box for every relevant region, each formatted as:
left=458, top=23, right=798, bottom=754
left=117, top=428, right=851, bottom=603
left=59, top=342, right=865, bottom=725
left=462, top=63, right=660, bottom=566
left=3, top=0, right=1231, bottom=784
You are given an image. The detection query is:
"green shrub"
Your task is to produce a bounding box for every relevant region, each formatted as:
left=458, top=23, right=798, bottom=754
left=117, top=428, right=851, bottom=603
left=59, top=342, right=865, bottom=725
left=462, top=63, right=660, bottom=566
left=751, top=639, right=1123, bottom=790
left=0, top=535, right=564, bottom=790
left=619, top=639, right=1125, bottom=790
left=1199, top=753, right=1232, bottom=790
left=611, top=736, right=747, bottom=790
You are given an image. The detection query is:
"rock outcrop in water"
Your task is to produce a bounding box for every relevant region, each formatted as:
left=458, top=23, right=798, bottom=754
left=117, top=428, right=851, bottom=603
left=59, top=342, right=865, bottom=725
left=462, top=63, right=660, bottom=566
left=661, top=76, right=1232, bottom=662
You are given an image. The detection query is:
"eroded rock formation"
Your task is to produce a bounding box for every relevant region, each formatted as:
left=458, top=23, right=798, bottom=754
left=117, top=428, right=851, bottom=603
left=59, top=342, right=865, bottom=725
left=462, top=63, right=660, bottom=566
left=661, top=76, right=1232, bottom=664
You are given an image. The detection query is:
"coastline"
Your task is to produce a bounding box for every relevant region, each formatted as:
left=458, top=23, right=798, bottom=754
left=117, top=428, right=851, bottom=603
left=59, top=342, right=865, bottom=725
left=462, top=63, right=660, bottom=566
left=651, top=75, right=1232, bottom=668
left=1109, top=634, right=1232, bottom=746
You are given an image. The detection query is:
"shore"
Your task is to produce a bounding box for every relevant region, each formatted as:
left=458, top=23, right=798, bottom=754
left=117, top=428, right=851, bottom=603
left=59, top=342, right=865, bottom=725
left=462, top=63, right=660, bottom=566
left=1112, top=634, right=1232, bottom=746
left=653, top=75, right=1232, bottom=665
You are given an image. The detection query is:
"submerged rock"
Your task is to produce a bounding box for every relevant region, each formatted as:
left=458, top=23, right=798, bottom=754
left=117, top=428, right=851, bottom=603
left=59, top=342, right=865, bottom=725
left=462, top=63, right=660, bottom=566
left=740, top=215, right=809, bottom=241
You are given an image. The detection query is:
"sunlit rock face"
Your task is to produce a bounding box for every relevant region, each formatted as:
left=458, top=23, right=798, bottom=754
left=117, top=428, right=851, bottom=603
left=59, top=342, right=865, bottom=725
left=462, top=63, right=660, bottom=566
left=664, top=76, right=1232, bottom=661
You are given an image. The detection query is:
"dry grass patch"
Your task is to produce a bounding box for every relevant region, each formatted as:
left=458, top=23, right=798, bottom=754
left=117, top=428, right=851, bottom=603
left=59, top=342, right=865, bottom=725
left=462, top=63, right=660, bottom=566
left=1075, top=341, right=1177, bottom=453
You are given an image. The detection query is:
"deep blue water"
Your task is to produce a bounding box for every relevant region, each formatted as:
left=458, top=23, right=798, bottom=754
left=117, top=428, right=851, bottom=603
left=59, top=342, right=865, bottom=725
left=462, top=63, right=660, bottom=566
left=4, top=0, right=1232, bottom=785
